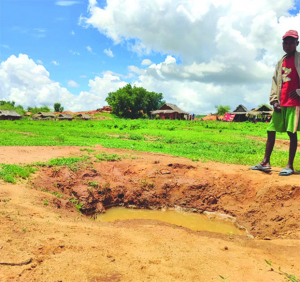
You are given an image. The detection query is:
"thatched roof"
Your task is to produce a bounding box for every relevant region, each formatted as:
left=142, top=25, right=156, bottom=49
left=32, top=112, right=56, bottom=119
left=37, top=112, right=56, bottom=117
left=0, top=110, right=22, bottom=117
left=76, top=113, right=92, bottom=120
left=247, top=105, right=273, bottom=117
left=151, top=103, right=189, bottom=115
left=230, top=104, right=248, bottom=115
left=57, top=114, right=73, bottom=119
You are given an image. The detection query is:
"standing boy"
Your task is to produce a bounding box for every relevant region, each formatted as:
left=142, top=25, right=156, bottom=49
left=250, top=30, right=300, bottom=176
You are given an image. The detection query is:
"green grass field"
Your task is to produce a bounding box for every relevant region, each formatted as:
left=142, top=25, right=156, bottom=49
left=0, top=118, right=297, bottom=169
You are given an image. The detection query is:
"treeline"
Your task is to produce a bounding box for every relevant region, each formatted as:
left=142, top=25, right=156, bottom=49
left=2, top=84, right=165, bottom=119
left=0, top=101, right=55, bottom=115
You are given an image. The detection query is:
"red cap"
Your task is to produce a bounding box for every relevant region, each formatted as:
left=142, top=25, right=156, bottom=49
left=282, top=30, right=299, bottom=40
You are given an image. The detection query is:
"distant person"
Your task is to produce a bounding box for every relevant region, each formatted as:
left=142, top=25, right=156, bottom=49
left=250, top=30, right=300, bottom=176
left=192, top=113, right=195, bottom=120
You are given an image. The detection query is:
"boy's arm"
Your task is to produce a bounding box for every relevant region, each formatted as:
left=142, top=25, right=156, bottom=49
left=269, top=66, right=279, bottom=105
left=269, top=64, right=281, bottom=112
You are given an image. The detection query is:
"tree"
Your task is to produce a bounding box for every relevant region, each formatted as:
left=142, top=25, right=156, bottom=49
left=0, top=100, right=25, bottom=115
left=105, top=84, right=164, bottom=118
left=27, top=105, right=51, bottom=114
left=215, top=105, right=231, bottom=115
left=54, top=103, right=64, bottom=112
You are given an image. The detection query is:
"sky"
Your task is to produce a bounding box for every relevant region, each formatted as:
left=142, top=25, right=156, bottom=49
left=1, top=0, right=300, bottom=114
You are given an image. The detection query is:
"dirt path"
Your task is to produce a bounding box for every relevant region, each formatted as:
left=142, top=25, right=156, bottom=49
left=1, top=146, right=300, bottom=282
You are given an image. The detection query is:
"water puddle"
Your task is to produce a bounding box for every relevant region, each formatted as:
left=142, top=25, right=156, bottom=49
left=97, top=207, right=245, bottom=235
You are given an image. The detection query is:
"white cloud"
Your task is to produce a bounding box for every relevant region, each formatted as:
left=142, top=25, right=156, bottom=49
left=55, top=1, right=80, bottom=6
left=70, top=50, right=80, bottom=55
left=141, top=59, right=152, bottom=66
left=71, top=30, right=75, bottom=35
left=1, top=44, right=10, bottom=49
left=36, top=60, right=43, bottom=64
left=68, top=80, right=79, bottom=87
left=129, top=56, right=271, bottom=114
left=80, top=75, right=87, bottom=78
left=104, top=48, right=114, bottom=57
left=51, top=60, right=59, bottom=66
left=0, top=54, right=127, bottom=112
left=86, top=46, right=95, bottom=54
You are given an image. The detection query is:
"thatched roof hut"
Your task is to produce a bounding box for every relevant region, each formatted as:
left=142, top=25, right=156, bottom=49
left=151, top=103, right=189, bottom=120
left=32, top=112, right=56, bottom=120
left=57, top=113, right=73, bottom=120
left=247, top=105, right=273, bottom=118
left=229, top=104, right=248, bottom=122
left=0, top=110, right=22, bottom=120
left=76, top=113, right=92, bottom=120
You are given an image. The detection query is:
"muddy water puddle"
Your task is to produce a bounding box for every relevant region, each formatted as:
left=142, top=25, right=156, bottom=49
left=97, top=207, right=245, bottom=235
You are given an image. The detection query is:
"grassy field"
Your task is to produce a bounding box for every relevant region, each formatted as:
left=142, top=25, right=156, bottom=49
left=0, top=118, right=297, bottom=168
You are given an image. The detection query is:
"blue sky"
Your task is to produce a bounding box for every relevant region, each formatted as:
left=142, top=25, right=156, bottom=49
left=1, top=0, right=300, bottom=113
left=1, top=0, right=153, bottom=94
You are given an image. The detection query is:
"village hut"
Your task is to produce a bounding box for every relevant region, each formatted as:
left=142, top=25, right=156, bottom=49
left=57, top=113, right=73, bottom=121
left=32, top=112, right=56, bottom=120
left=229, top=104, right=248, bottom=122
left=76, top=113, right=92, bottom=120
left=150, top=103, right=189, bottom=120
left=0, top=110, right=22, bottom=121
left=246, top=105, right=273, bottom=121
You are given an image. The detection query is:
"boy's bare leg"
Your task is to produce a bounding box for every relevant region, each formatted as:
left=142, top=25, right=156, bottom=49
left=261, top=131, right=276, bottom=167
left=287, top=132, right=297, bottom=171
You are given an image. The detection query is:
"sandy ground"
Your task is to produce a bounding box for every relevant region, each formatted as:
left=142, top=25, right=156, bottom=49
left=1, top=146, right=300, bottom=282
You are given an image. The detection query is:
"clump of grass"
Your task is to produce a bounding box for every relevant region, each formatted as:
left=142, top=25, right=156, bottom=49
left=48, top=157, right=83, bottom=166
left=88, top=181, right=98, bottom=187
left=0, top=164, right=37, bottom=183
left=141, top=179, right=154, bottom=188
left=80, top=148, right=96, bottom=153
left=68, top=194, right=84, bottom=211
left=40, top=188, right=63, bottom=198
left=128, top=133, right=143, bottom=141
left=94, top=152, right=122, bottom=162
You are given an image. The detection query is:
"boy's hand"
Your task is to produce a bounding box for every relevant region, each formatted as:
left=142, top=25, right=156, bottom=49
left=273, top=102, right=281, bottom=113
left=289, top=90, right=300, bottom=98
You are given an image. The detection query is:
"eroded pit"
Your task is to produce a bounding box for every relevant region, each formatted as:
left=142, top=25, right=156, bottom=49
left=30, top=153, right=300, bottom=239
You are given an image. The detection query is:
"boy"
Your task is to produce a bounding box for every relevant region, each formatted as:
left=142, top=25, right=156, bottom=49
left=250, top=30, right=300, bottom=176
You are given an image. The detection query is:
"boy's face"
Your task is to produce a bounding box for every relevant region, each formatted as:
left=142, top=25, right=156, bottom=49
left=283, top=36, right=299, bottom=56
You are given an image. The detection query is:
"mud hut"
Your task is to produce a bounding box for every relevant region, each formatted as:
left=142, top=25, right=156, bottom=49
left=229, top=104, right=248, bottom=122
left=0, top=110, right=22, bottom=120
left=247, top=105, right=273, bottom=121
left=32, top=112, right=56, bottom=120
left=57, top=113, right=73, bottom=121
left=150, top=103, right=189, bottom=120
left=76, top=113, right=92, bottom=120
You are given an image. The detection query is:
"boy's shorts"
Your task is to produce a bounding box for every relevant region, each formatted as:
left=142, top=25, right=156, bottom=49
left=268, top=106, right=300, bottom=132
